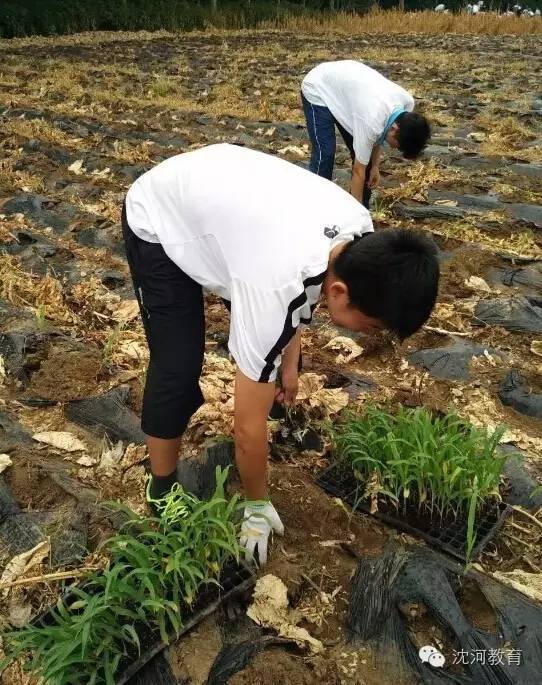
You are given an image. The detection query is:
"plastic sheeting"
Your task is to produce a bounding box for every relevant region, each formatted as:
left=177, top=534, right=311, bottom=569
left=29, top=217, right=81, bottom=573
left=65, top=385, right=145, bottom=444
left=348, top=543, right=541, bottom=684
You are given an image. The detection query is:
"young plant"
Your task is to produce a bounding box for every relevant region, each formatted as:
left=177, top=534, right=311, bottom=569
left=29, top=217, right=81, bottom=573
left=101, top=323, right=124, bottom=367
left=332, top=405, right=506, bottom=521
left=465, top=477, right=479, bottom=568
left=0, top=467, right=243, bottom=685
left=35, top=303, right=47, bottom=330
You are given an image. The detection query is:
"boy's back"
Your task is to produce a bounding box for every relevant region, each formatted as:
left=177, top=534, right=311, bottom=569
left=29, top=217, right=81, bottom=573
left=125, top=143, right=373, bottom=382
left=126, top=143, right=371, bottom=295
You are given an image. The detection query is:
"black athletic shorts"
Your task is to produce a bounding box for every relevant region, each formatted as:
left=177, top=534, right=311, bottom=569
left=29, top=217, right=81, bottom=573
left=122, top=203, right=205, bottom=439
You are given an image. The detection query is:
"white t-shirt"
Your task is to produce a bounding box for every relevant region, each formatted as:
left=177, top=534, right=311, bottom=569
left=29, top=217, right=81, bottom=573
left=301, top=60, right=415, bottom=165
left=125, top=144, right=373, bottom=383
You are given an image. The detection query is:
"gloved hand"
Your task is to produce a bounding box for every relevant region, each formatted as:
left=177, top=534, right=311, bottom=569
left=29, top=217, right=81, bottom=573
left=240, top=502, right=284, bottom=566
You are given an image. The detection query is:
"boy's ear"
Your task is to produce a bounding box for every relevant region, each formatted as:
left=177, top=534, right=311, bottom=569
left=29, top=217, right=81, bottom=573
left=390, top=122, right=400, bottom=140
left=328, top=280, right=349, bottom=299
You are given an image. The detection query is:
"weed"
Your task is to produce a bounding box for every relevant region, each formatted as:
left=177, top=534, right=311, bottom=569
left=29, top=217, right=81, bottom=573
left=1, top=6, right=540, bottom=39
left=150, top=79, right=177, bottom=98
left=432, top=218, right=542, bottom=260
left=137, top=368, right=147, bottom=392
left=35, top=303, right=47, bottom=330
left=370, top=194, right=393, bottom=221
left=0, top=256, right=73, bottom=324
left=379, top=158, right=460, bottom=206
left=266, top=8, right=542, bottom=37
left=102, top=323, right=124, bottom=366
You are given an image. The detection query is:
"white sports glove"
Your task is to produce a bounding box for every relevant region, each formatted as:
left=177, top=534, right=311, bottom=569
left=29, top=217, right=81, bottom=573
left=240, top=502, right=284, bottom=566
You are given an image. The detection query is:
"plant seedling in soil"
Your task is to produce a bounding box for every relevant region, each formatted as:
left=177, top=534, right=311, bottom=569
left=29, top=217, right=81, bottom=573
left=101, top=323, right=124, bottom=367
left=35, top=303, right=47, bottom=330
left=0, top=467, right=243, bottom=685
left=331, top=405, right=506, bottom=545
left=465, top=477, right=479, bottom=569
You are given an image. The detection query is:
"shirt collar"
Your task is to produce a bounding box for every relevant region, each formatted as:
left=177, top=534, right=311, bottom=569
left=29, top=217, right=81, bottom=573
left=377, top=107, right=405, bottom=146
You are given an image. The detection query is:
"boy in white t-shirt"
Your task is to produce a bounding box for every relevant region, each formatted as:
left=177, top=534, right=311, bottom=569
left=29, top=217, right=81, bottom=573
left=301, top=60, right=430, bottom=208
left=123, top=144, right=439, bottom=566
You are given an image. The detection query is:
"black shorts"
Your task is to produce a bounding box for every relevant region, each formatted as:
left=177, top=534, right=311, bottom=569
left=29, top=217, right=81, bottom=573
left=122, top=204, right=205, bottom=439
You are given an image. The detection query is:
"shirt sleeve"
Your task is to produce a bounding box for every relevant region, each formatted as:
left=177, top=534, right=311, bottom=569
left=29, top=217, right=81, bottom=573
left=352, top=114, right=380, bottom=165
left=228, top=278, right=319, bottom=383
left=404, top=93, right=415, bottom=112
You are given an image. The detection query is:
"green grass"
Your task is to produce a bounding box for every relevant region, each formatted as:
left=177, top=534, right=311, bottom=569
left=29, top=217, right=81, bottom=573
left=101, top=322, right=123, bottom=366
left=332, top=405, right=506, bottom=521
left=0, top=467, right=243, bottom=685
left=35, top=303, right=47, bottom=330
left=150, top=79, right=177, bottom=98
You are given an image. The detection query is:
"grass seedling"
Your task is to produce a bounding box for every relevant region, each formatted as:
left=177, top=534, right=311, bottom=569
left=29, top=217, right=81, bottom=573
left=332, top=405, right=506, bottom=526
left=35, top=303, right=47, bottom=330
left=101, top=323, right=124, bottom=366
left=465, top=477, right=479, bottom=569
left=0, top=467, right=243, bottom=685
left=150, top=79, right=176, bottom=98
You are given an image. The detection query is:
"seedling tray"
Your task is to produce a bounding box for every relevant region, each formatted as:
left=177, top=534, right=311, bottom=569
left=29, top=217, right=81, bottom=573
left=315, top=462, right=510, bottom=561
left=119, top=562, right=254, bottom=684
left=33, top=562, right=254, bottom=684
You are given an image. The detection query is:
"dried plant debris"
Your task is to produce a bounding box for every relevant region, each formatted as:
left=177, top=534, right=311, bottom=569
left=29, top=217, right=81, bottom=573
left=247, top=574, right=323, bottom=653
left=0, top=27, right=541, bottom=685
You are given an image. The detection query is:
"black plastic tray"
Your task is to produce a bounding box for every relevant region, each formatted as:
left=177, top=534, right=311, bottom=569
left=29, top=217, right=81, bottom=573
left=119, top=562, right=254, bottom=684
left=315, top=462, right=511, bottom=561
left=33, top=562, right=254, bottom=684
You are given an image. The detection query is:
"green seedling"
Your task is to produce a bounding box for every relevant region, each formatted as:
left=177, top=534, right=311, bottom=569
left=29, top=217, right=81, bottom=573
left=0, top=467, right=243, bottom=685
left=35, top=303, right=47, bottom=330
left=150, top=79, right=176, bottom=97
left=465, top=476, right=479, bottom=569
left=101, top=323, right=124, bottom=366
left=332, top=405, right=506, bottom=530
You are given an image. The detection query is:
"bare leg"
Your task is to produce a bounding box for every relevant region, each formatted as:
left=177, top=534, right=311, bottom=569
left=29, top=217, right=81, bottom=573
left=146, top=435, right=182, bottom=476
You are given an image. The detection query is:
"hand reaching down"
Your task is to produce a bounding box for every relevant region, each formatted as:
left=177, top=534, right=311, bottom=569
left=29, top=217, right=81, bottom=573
left=240, top=502, right=284, bottom=566
left=368, top=166, right=381, bottom=189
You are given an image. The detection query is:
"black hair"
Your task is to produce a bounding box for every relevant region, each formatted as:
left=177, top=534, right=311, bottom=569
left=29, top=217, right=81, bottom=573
left=395, top=112, right=431, bottom=159
left=333, top=229, right=439, bottom=340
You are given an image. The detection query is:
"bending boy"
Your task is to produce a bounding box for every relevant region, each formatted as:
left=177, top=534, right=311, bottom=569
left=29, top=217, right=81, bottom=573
left=301, top=60, right=431, bottom=208
left=123, top=143, right=439, bottom=566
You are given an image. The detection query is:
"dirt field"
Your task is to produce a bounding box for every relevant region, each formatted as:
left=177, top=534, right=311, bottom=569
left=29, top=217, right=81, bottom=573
left=0, top=28, right=541, bottom=685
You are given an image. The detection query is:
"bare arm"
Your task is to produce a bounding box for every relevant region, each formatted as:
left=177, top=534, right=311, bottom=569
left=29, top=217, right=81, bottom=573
left=351, top=160, right=366, bottom=202
left=234, top=369, right=276, bottom=500
left=371, top=144, right=383, bottom=169
left=281, top=328, right=301, bottom=373
left=276, top=328, right=301, bottom=406
left=367, top=145, right=383, bottom=190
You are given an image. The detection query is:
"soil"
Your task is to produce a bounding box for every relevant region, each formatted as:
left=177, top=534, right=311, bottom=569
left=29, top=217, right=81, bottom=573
left=4, top=452, right=70, bottom=511
left=457, top=577, right=499, bottom=634
left=229, top=648, right=341, bottom=685
left=27, top=341, right=105, bottom=402
left=169, top=616, right=223, bottom=685
left=402, top=606, right=461, bottom=674
left=439, top=244, right=503, bottom=301
left=263, top=465, right=391, bottom=647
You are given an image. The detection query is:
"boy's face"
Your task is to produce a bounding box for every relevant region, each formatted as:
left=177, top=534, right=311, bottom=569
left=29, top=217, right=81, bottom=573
left=325, top=281, right=384, bottom=335
left=386, top=124, right=400, bottom=148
